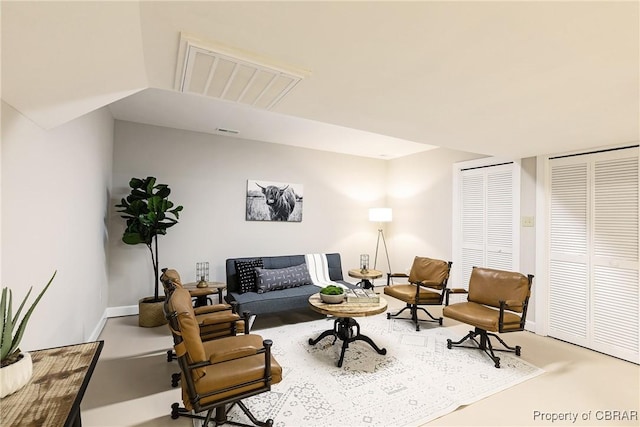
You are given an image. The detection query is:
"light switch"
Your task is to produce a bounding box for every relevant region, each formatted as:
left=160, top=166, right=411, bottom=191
left=521, top=216, right=535, bottom=227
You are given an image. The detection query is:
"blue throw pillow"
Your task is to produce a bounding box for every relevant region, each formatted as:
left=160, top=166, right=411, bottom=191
left=235, top=259, right=264, bottom=294
left=255, top=264, right=312, bottom=294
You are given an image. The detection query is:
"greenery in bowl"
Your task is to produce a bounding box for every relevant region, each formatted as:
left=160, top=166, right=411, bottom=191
left=320, top=285, right=344, bottom=295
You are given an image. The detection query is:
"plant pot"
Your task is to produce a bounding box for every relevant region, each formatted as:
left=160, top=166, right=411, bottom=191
left=138, top=296, right=167, bottom=327
left=0, top=352, right=33, bottom=398
left=320, top=293, right=345, bottom=304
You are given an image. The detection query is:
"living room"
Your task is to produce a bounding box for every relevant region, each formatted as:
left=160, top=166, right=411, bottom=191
left=1, top=1, right=638, bottom=426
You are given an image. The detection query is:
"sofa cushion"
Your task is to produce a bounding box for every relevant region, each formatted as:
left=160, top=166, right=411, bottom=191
left=235, top=259, right=263, bottom=293
left=255, top=264, right=312, bottom=294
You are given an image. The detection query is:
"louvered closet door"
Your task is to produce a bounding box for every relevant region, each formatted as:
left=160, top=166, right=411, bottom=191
left=459, top=163, right=516, bottom=287
left=549, top=147, right=639, bottom=363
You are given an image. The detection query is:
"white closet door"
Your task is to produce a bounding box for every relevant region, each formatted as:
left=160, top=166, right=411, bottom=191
left=548, top=159, right=589, bottom=345
left=591, top=153, right=639, bottom=361
left=486, top=167, right=514, bottom=270
left=460, top=170, right=485, bottom=287
left=549, top=147, right=639, bottom=363
left=458, top=162, right=518, bottom=288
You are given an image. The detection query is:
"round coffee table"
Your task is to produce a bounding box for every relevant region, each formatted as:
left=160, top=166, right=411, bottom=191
left=348, top=269, right=383, bottom=289
left=307, top=293, right=387, bottom=367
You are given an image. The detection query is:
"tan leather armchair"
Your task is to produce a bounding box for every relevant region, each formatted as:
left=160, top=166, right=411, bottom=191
left=166, top=287, right=282, bottom=427
left=383, top=257, right=452, bottom=331
left=161, top=268, right=250, bottom=339
left=443, top=266, right=534, bottom=368
left=161, top=268, right=250, bottom=387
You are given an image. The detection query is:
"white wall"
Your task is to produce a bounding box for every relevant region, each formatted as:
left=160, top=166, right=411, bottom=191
left=1, top=102, right=113, bottom=350
left=108, top=121, right=389, bottom=307
left=386, top=147, right=485, bottom=275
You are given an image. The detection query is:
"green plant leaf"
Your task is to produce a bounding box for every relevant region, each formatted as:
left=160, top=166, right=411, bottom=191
left=9, top=286, right=31, bottom=337
left=155, top=186, right=170, bottom=199
left=129, top=189, right=148, bottom=200
left=0, top=288, right=12, bottom=360
left=144, top=177, right=156, bottom=194
left=1, top=272, right=55, bottom=362
left=122, top=232, right=145, bottom=245
left=129, top=177, right=144, bottom=188
left=9, top=272, right=56, bottom=356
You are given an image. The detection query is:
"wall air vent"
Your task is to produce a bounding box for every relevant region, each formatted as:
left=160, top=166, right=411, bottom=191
left=176, top=33, right=309, bottom=110
left=215, top=127, right=239, bottom=135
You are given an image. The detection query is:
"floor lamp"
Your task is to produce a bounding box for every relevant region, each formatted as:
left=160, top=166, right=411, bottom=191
left=369, top=208, right=392, bottom=275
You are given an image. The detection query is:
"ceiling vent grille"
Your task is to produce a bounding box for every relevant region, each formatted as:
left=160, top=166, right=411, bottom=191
left=176, top=34, right=308, bottom=110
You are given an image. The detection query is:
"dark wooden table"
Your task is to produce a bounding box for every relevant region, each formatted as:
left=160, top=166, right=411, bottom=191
left=0, top=340, right=103, bottom=426
left=183, top=281, right=226, bottom=307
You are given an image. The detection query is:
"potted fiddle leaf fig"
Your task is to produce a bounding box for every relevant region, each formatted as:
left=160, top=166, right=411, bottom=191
left=1, top=271, right=56, bottom=398
left=115, top=177, right=183, bottom=327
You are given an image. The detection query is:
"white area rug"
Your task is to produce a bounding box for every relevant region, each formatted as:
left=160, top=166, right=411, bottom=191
left=207, top=315, right=544, bottom=427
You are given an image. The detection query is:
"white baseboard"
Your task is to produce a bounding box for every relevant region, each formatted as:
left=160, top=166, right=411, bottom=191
left=525, top=319, right=536, bottom=333
left=87, top=305, right=139, bottom=342
left=106, top=304, right=139, bottom=318
left=87, top=312, right=108, bottom=342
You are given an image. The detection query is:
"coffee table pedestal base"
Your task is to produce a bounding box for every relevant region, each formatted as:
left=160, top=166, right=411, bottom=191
left=308, top=317, right=386, bottom=367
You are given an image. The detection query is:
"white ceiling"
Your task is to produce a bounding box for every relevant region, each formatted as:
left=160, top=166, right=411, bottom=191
left=4, top=1, right=639, bottom=160
left=108, top=88, right=438, bottom=159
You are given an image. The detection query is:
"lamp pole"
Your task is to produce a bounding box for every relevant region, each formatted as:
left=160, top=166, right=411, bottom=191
left=373, top=227, right=392, bottom=274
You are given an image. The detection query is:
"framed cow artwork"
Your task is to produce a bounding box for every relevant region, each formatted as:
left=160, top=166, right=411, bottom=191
left=246, top=180, right=303, bottom=222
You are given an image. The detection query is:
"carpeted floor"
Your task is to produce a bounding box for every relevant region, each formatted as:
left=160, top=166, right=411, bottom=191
left=215, top=315, right=544, bottom=427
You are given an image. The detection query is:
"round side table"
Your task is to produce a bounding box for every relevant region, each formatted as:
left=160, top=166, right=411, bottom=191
left=348, top=269, right=383, bottom=289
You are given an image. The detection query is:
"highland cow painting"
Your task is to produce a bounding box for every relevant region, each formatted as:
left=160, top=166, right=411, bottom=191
left=246, top=180, right=303, bottom=222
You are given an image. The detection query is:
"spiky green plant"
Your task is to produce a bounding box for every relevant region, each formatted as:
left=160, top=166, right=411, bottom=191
left=1, top=271, right=56, bottom=367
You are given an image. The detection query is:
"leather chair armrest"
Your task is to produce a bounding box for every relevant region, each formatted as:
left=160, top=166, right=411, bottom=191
left=414, top=280, right=443, bottom=290
left=194, top=304, right=233, bottom=315
left=445, top=288, right=468, bottom=306
left=503, top=299, right=524, bottom=310
left=387, top=272, right=409, bottom=286
left=209, top=345, right=258, bottom=364
left=199, top=312, right=241, bottom=326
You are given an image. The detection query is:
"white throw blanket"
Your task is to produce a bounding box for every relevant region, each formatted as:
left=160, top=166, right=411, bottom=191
left=304, top=253, right=348, bottom=289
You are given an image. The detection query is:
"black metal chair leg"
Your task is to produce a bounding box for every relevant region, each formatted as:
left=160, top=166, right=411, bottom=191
left=447, top=328, right=524, bottom=368
left=388, top=304, right=441, bottom=330
left=171, top=373, right=180, bottom=387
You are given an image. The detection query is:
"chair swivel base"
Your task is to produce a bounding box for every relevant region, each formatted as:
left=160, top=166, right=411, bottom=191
left=171, top=401, right=273, bottom=427
left=386, top=304, right=442, bottom=331
left=446, top=327, right=521, bottom=368
left=308, top=317, right=386, bottom=367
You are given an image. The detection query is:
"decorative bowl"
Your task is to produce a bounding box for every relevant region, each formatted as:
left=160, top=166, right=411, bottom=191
left=320, top=293, right=345, bottom=304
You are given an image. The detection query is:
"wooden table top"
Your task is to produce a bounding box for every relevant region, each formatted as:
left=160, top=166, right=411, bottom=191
left=308, top=293, right=387, bottom=317
left=348, top=269, right=383, bottom=280
left=1, top=341, right=103, bottom=427
left=182, top=281, right=225, bottom=296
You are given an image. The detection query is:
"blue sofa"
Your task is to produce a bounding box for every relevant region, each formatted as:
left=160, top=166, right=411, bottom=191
left=225, top=253, right=356, bottom=317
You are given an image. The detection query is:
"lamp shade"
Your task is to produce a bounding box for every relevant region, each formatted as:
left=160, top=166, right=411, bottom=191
left=369, top=208, right=392, bottom=222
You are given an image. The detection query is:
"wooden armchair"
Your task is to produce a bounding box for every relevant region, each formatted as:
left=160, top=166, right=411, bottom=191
left=443, top=266, right=534, bottom=368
